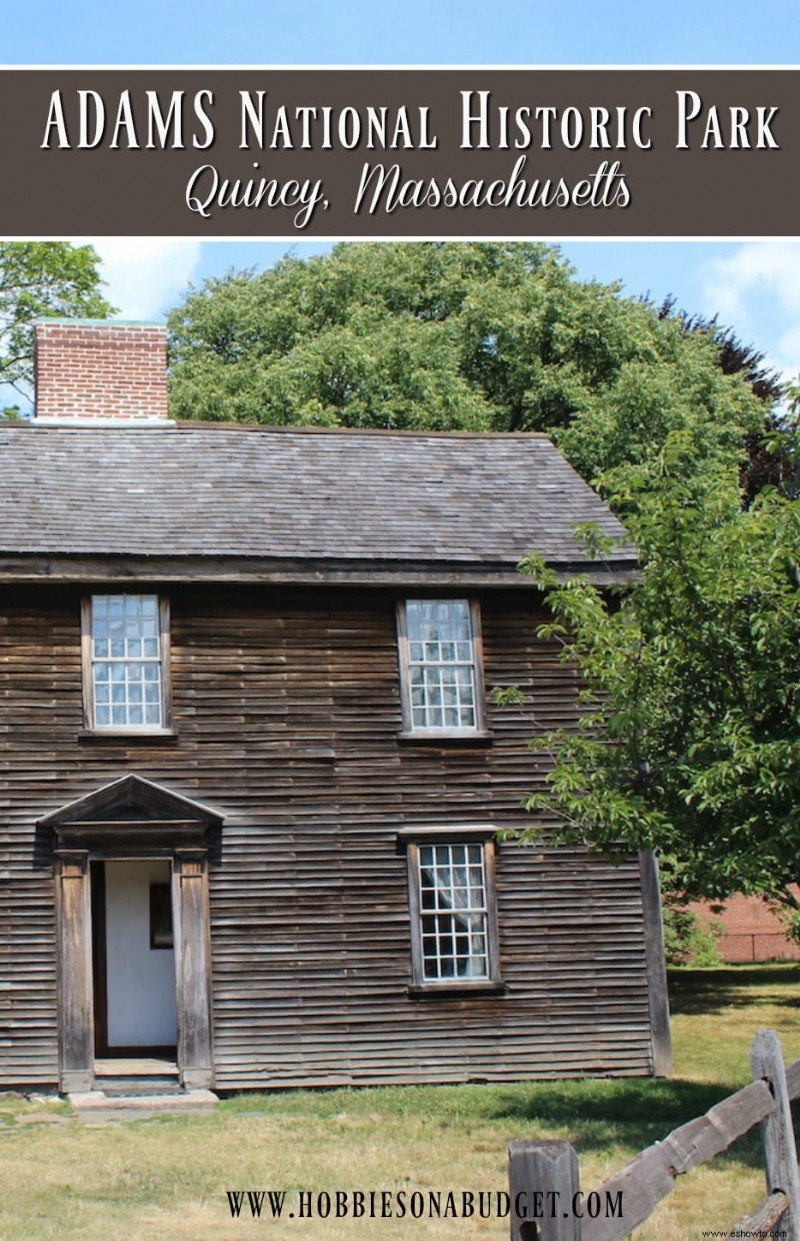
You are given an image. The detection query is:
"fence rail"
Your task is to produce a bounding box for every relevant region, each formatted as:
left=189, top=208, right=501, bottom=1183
left=508, top=1029, right=800, bottom=1241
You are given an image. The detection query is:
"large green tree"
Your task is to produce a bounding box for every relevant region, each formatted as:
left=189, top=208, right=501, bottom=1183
left=0, top=242, right=113, bottom=400
left=168, top=243, right=766, bottom=469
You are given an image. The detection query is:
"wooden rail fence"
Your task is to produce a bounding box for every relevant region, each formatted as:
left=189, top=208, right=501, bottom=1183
left=508, top=1029, right=800, bottom=1240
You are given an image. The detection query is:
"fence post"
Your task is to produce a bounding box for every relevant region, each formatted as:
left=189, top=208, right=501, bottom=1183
left=751, top=1028, right=800, bottom=1241
left=508, top=1140, right=583, bottom=1241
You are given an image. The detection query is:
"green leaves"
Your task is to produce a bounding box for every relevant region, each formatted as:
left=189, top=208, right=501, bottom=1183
left=0, top=243, right=114, bottom=395
left=523, top=449, right=800, bottom=906
left=167, top=243, right=766, bottom=451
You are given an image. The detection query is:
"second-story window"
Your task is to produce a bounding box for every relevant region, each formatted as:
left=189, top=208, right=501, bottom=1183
left=82, top=594, right=170, bottom=731
left=396, top=599, right=485, bottom=735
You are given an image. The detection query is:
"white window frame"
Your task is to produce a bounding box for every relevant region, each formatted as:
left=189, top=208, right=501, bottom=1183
left=396, top=599, right=486, bottom=737
left=403, top=829, right=501, bottom=991
left=81, top=594, right=172, bottom=734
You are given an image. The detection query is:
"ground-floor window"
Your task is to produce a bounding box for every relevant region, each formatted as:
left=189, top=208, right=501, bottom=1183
left=403, top=831, right=501, bottom=990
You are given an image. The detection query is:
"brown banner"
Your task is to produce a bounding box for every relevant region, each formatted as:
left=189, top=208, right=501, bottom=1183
left=1, top=68, right=797, bottom=236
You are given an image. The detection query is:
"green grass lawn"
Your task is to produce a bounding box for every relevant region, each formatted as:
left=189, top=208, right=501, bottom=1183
left=1, top=965, right=798, bottom=1240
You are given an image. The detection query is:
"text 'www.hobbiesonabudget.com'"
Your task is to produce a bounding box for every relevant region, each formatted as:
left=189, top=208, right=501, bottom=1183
left=226, top=1187, right=624, bottom=1222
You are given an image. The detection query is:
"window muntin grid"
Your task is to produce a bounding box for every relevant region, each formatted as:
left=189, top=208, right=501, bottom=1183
left=418, top=842, right=489, bottom=980
left=91, top=595, right=163, bottom=729
left=406, top=600, right=477, bottom=731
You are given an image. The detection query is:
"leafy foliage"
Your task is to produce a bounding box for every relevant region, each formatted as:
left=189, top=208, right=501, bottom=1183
left=661, top=896, right=723, bottom=968
left=654, top=294, right=782, bottom=406
left=168, top=243, right=766, bottom=462
left=521, top=436, right=800, bottom=908
left=0, top=243, right=114, bottom=395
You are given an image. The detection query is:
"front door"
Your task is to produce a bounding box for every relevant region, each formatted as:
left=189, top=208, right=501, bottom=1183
left=92, top=860, right=178, bottom=1056
left=45, top=772, right=221, bottom=1094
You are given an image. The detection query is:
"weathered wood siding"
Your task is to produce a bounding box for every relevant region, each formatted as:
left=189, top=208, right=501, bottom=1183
left=0, top=584, right=655, bottom=1089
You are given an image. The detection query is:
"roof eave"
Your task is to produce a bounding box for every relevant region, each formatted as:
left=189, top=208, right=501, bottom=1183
left=0, top=552, right=641, bottom=588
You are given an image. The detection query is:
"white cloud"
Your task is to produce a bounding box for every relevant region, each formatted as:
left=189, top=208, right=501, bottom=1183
left=82, top=238, right=203, bottom=322
left=1, top=240, right=203, bottom=413
left=700, top=242, right=800, bottom=384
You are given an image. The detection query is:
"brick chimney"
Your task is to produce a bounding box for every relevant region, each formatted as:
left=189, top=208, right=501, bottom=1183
left=34, top=320, right=170, bottom=424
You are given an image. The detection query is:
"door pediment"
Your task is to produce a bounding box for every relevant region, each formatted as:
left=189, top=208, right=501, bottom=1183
left=39, top=774, right=223, bottom=849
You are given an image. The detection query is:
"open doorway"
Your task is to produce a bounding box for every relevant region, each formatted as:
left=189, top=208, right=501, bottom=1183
left=91, top=860, right=178, bottom=1057
left=45, top=773, right=219, bottom=1093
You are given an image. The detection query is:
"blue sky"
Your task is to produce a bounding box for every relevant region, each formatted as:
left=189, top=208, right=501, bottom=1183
left=7, top=0, right=800, bottom=65
left=9, top=0, right=800, bottom=393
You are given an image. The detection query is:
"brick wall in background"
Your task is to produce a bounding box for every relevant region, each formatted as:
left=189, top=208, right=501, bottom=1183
left=690, top=892, right=800, bottom=963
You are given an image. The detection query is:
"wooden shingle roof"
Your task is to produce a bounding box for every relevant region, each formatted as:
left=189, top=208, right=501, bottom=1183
left=0, top=422, right=636, bottom=585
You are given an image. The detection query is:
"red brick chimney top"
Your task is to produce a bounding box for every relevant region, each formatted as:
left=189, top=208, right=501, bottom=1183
left=34, top=320, right=170, bottom=425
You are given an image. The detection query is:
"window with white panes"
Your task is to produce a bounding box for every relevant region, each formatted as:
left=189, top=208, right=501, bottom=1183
left=398, top=600, right=484, bottom=734
left=84, top=595, right=169, bottom=730
left=404, top=835, right=501, bottom=988
left=419, top=841, right=489, bottom=979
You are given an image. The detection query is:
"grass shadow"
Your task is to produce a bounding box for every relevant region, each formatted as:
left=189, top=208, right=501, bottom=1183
left=668, top=965, right=800, bottom=1017
left=486, top=1077, right=760, bottom=1159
